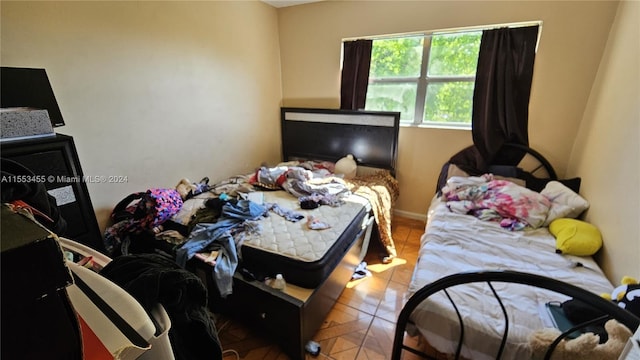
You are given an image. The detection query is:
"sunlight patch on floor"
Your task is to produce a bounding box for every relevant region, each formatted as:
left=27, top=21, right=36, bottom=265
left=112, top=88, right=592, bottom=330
left=368, top=257, right=407, bottom=273
left=345, top=257, right=408, bottom=289
left=346, top=277, right=367, bottom=289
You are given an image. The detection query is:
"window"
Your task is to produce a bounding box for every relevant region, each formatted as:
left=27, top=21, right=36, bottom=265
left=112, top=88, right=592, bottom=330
left=364, top=30, right=482, bottom=127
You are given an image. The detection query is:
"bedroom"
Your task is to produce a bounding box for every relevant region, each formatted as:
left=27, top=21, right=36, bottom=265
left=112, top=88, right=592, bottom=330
left=1, top=0, right=637, bottom=358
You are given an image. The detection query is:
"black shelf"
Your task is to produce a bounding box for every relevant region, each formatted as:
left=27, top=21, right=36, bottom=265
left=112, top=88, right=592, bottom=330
left=2, top=134, right=105, bottom=253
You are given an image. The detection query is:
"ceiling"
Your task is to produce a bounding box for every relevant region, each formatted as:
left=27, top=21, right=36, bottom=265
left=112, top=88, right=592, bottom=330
left=261, top=0, right=322, bottom=8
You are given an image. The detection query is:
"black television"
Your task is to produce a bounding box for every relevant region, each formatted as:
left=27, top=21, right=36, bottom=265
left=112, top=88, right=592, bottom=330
left=1, top=67, right=65, bottom=127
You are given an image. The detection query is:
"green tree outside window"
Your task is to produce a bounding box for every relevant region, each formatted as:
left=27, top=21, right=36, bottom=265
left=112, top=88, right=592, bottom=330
left=365, top=31, right=481, bottom=126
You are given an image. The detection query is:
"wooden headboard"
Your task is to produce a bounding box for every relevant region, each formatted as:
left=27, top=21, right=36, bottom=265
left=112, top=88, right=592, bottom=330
left=280, top=107, right=400, bottom=176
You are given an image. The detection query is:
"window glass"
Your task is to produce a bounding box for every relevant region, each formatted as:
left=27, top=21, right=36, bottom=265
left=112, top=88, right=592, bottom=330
left=370, top=36, right=423, bottom=78
left=362, top=29, right=485, bottom=127
left=365, top=83, right=417, bottom=122
left=428, top=32, right=481, bottom=77
left=424, top=82, right=475, bottom=124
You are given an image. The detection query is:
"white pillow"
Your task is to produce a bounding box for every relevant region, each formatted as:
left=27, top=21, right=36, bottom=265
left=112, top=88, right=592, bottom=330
left=335, top=154, right=357, bottom=179
left=541, top=181, right=590, bottom=226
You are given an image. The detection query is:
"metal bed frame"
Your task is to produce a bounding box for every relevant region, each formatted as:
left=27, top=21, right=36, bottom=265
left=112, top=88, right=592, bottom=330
left=394, top=144, right=637, bottom=359
left=392, top=271, right=640, bottom=360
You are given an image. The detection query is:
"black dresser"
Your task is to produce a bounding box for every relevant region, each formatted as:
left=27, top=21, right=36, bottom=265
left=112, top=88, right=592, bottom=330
left=1, top=134, right=104, bottom=252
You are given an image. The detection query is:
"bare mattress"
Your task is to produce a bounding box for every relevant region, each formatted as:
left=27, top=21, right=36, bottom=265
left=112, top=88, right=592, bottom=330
left=239, top=190, right=370, bottom=288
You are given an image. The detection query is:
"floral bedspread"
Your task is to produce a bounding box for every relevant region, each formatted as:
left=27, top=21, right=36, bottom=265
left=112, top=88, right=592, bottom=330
left=442, top=174, right=551, bottom=230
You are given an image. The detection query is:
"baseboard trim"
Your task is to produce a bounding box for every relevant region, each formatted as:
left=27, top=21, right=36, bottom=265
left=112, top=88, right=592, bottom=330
left=393, top=209, right=427, bottom=222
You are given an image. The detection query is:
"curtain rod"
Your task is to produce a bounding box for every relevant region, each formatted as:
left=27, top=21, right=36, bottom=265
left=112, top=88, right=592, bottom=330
left=342, top=20, right=543, bottom=42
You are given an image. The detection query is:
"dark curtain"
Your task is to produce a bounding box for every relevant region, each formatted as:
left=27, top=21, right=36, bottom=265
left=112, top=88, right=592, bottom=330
left=449, top=25, right=539, bottom=174
left=340, top=39, right=373, bottom=110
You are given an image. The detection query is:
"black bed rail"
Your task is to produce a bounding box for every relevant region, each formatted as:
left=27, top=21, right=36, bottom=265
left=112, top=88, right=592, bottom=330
left=500, top=143, right=558, bottom=180
left=392, top=270, right=640, bottom=360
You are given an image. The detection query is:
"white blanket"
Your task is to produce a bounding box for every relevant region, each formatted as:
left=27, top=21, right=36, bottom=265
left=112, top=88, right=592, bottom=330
left=407, top=196, right=613, bottom=360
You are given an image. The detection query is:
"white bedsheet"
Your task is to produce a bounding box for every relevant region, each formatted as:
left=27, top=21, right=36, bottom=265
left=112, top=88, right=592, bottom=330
left=407, top=196, right=613, bottom=360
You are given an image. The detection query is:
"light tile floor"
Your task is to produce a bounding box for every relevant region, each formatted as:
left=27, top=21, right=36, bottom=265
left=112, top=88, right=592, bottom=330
left=216, top=216, right=427, bottom=360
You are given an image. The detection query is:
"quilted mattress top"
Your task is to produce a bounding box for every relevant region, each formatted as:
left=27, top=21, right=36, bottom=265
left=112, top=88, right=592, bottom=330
left=241, top=190, right=369, bottom=263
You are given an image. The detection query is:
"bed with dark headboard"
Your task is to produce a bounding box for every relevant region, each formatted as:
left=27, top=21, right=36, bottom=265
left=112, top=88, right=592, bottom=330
left=281, top=107, right=400, bottom=175
left=279, top=107, right=401, bottom=260
left=205, top=107, right=401, bottom=359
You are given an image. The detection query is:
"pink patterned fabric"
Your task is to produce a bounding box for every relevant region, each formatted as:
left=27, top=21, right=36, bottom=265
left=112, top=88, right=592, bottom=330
left=443, top=176, right=551, bottom=230
left=140, top=188, right=184, bottom=229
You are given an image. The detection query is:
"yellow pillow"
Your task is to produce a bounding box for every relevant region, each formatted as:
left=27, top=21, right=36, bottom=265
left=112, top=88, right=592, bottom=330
left=549, top=218, right=602, bottom=256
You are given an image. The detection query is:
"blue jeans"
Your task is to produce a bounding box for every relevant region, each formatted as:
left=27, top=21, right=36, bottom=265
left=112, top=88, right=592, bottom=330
left=176, top=200, right=267, bottom=297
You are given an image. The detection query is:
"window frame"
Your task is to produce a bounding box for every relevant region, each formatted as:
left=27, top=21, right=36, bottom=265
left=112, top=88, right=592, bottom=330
left=346, top=21, right=542, bottom=129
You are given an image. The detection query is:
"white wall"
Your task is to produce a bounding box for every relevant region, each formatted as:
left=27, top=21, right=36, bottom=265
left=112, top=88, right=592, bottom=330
left=568, top=0, right=639, bottom=283
left=1, top=1, right=283, bottom=231
left=277, top=0, right=619, bottom=217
